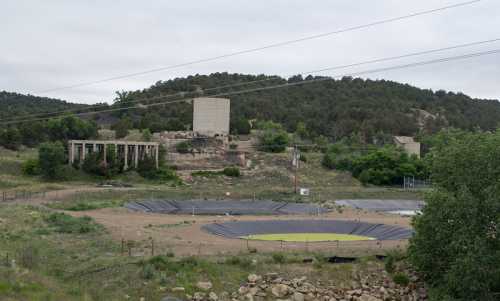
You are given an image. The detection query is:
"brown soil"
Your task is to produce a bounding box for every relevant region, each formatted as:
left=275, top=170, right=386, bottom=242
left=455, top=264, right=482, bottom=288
left=69, top=206, right=411, bottom=257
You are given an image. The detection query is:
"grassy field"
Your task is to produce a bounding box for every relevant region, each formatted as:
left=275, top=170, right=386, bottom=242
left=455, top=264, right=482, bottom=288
left=0, top=204, right=393, bottom=301
left=242, top=233, right=375, bottom=242
left=1, top=147, right=424, bottom=202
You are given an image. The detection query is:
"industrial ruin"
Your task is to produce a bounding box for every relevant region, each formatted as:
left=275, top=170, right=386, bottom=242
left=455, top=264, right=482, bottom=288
left=69, top=97, right=245, bottom=171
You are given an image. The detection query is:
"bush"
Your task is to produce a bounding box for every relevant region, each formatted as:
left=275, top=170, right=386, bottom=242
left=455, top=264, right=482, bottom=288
left=272, top=253, right=286, bottom=264
left=231, top=118, right=251, bottom=135
left=141, top=264, right=156, bottom=280
left=258, top=121, right=289, bottom=153
left=81, top=145, right=121, bottom=178
left=44, top=212, right=101, bottom=234
left=392, top=273, right=410, bottom=286
left=176, top=141, right=192, bottom=154
left=223, top=166, right=240, bottom=177
left=38, top=142, right=66, bottom=180
left=226, top=256, right=252, bottom=268
left=22, top=159, right=40, bottom=176
left=323, top=145, right=428, bottom=186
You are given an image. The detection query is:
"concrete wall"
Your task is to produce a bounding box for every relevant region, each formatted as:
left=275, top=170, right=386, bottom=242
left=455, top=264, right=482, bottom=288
left=394, top=136, right=421, bottom=158
left=193, top=98, right=230, bottom=136
left=400, top=142, right=421, bottom=158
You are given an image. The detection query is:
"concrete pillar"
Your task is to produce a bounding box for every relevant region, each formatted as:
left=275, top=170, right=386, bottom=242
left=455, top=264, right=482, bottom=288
left=93, top=143, right=97, bottom=153
left=124, top=144, right=128, bottom=170
left=155, top=145, right=159, bottom=169
left=69, top=142, right=74, bottom=165
left=134, top=144, right=139, bottom=168
left=103, top=144, right=107, bottom=164
left=82, top=143, right=86, bottom=161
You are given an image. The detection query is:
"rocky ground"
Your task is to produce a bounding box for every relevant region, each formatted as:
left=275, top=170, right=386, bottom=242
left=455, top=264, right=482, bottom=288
left=164, top=270, right=427, bottom=301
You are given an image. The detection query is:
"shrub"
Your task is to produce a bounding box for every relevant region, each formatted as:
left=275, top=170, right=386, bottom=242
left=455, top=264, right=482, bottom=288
left=176, top=141, right=192, bottom=154
left=148, top=256, right=170, bottom=271
left=272, top=253, right=286, bottom=264
left=226, top=256, right=252, bottom=268
left=223, top=166, right=240, bottom=177
left=141, top=264, right=156, bottom=280
left=258, top=121, right=289, bottom=153
left=44, top=212, right=101, bottom=234
left=22, top=159, right=40, bottom=176
left=38, top=142, right=66, bottom=180
left=392, top=273, right=410, bottom=286
left=142, top=129, right=152, bottom=141
left=323, top=145, right=428, bottom=186
left=231, top=118, right=251, bottom=135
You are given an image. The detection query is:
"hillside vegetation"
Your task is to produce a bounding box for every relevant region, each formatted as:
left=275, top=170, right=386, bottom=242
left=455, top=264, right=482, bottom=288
left=4, top=73, right=500, bottom=145
left=111, top=73, right=500, bottom=142
left=0, top=91, right=87, bottom=120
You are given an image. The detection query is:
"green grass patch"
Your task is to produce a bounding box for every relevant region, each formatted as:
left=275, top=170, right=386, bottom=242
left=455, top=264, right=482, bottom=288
left=242, top=233, right=375, bottom=242
left=48, top=199, right=124, bottom=211
left=191, top=170, right=224, bottom=177
left=44, top=212, right=102, bottom=234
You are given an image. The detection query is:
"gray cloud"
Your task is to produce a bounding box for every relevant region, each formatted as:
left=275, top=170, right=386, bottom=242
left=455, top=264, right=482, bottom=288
left=1, top=0, right=499, bottom=104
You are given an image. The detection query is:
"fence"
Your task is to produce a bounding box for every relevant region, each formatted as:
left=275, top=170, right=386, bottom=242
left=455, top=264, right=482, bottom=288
left=403, top=176, right=432, bottom=191
left=1, top=190, right=48, bottom=202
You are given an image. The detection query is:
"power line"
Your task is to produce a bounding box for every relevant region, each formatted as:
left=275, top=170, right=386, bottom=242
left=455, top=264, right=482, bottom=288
left=33, top=0, right=481, bottom=94
left=4, top=36, right=499, bottom=122
left=2, top=47, right=499, bottom=126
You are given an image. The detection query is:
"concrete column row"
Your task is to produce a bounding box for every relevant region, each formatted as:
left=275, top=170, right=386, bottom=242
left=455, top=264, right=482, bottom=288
left=68, top=141, right=160, bottom=170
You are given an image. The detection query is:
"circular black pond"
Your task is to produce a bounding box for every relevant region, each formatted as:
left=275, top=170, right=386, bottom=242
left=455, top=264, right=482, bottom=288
left=202, top=220, right=413, bottom=241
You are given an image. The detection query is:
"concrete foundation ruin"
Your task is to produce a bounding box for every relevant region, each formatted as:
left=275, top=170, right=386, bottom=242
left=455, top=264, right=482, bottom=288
left=68, top=140, right=159, bottom=169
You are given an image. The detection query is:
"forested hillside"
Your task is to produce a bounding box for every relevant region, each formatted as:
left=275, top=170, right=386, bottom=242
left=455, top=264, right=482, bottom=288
left=113, top=73, right=500, bottom=142
left=0, top=91, right=87, bottom=120
left=3, top=73, right=500, bottom=144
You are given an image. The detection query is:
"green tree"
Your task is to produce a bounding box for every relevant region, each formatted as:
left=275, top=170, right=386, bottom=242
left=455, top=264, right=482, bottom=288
left=38, top=142, right=66, bottom=179
left=0, top=127, right=22, bottom=150
left=46, top=115, right=98, bottom=142
left=142, top=129, right=152, bottom=142
left=295, top=121, right=309, bottom=139
left=409, top=130, right=500, bottom=300
left=258, top=121, right=289, bottom=153
left=111, top=117, right=133, bottom=139
left=230, top=118, right=251, bottom=135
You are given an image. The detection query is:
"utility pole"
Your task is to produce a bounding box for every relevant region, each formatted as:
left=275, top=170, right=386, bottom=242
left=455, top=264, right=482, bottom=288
left=293, top=145, right=299, bottom=194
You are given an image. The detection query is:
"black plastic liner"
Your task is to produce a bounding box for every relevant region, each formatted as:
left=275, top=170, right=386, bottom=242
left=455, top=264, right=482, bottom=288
left=125, top=199, right=328, bottom=215
left=202, top=220, right=413, bottom=240
left=335, top=199, right=424, bottom=212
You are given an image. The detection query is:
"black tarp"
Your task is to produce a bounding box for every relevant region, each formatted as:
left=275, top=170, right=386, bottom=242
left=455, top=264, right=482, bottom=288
left=125, top=199, right=328, bottom=215
left=335, top=199, right=424, bottom=212
left=202, top=220, right=413, bottom=240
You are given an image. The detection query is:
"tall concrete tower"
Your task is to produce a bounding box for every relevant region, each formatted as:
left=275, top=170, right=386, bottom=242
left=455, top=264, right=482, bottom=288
left=193, top=97, right=230, bottom=136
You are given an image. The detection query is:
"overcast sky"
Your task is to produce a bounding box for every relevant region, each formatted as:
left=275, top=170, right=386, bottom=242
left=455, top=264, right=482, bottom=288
left=1, top=0, right=499, bottom=104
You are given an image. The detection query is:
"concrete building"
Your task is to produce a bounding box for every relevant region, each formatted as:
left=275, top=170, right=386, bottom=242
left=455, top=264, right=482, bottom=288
left=68, top=140, right=159, bottom=169
left=394, top=136, right=421, bottom=158
left=193, top=97, right=230, bottom=136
